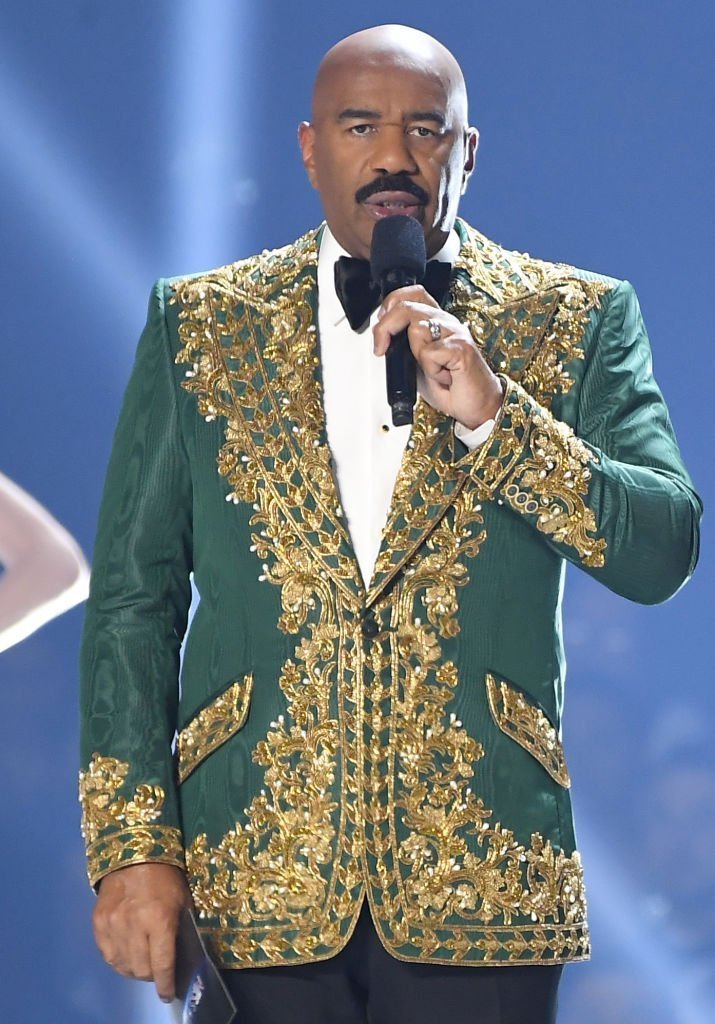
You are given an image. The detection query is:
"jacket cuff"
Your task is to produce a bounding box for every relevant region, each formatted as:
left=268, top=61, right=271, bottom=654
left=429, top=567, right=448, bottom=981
left=79, top=753, right=185, bottom=888
left=455, top=375, right=607, bottom=568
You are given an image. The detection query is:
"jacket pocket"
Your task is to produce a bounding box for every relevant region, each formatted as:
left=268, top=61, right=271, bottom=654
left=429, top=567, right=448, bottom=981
left=485, top=672, right=570, bottom=788
left=177, top=673, right=254, bottom=784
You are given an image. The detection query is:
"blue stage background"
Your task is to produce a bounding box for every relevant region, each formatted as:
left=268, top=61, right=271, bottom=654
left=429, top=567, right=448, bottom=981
left=1, top=2, right=712, bottom=1021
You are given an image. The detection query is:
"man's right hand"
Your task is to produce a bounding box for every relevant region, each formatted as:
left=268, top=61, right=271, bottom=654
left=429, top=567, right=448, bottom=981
left=93, top=862, right=192, bottom=1003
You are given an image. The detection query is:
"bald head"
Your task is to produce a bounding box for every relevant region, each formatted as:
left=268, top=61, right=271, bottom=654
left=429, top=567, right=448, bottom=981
left=313, top=25, right=469, bottom=127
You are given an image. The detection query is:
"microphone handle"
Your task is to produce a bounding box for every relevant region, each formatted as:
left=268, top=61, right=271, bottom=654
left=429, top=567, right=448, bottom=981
left=380, top=268, right=419, bottom=426
left=385, top=331, right=417, bottom=426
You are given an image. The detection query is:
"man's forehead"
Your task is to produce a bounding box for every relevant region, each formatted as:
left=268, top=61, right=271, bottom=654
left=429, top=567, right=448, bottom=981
left=315, top=60, right=455, bottom=121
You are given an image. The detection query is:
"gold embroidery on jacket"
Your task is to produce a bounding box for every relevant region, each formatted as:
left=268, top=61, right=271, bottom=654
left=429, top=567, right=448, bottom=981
left=369, top=400, right=469, bottom=604
left=451, top=224, right=610, bottom=409
left=522, top=279, right=610, bottom=402
left=186, top=624, right=367, bottom=966
left=172, top=227, right=590, bottom=966
left=486, top=674, right=570, bottom=788
left=186, top=628, right=341, bottom=933
left=79, top=754, right=184, bottom=885
left=174, top=233, right=360, bottom=618
left=178, top=675, right=254, bottom=784
left=452, top=225, right=534, bottom=305
left=391, top=625, right=585, bottom=948
left=364, top=436, right=588, bottom=963
left=504, top=406, right=607, bottom=568
left=465, top=379, right=607, bottom=568
left=174, top=235, right=365, bottom=964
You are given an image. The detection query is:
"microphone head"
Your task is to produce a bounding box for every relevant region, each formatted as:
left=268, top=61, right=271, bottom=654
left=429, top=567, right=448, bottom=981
left=370, top=214, right=427, bottom=286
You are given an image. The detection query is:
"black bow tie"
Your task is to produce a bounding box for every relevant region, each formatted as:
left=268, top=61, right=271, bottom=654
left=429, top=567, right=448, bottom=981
left=334, top=256, right=453, bottom=332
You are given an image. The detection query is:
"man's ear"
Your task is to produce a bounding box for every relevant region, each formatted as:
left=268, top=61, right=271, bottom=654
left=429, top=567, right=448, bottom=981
left=298, top=121, right=318, bottom=189
left=461, top=126, right=479, bottom=195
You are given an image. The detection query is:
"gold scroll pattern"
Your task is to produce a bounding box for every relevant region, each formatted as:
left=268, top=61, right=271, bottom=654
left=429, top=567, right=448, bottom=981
left=172, top=227, right=589, bottom=965
left=186, top=627, right=366, bottom=965
left=79, top=754, right=184, bottom=885
left=368, top=398, right=471, bottom=607
left=451, top=222, right=611, bottom=409
left=173, top=233, right=360, bottom=622
left=186, top=629, right=342, bottom=935
left=464, top=378, right=607, bottom=568
left=358, top=486, right=588, bottom=963
left=183, top=595, right=361, bottom=963
left=486, top=674, right=571, bottom=788
left=178, top=674, right=255, bottom=784
left=173, top=235, right=364, bottom=965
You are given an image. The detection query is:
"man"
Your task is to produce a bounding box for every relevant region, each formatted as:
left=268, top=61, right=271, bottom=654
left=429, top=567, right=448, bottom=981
left=79, top=24, right=701, bottom=1024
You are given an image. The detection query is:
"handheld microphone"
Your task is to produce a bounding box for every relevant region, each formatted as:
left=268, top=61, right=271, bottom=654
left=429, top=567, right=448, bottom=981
left=370, top=215, right=427, bottom=426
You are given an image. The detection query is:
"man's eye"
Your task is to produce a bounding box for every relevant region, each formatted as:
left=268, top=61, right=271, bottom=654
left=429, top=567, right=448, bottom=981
left=349, top=124, right=373, bottom=135
left=410, top=126, right=435, bottom=138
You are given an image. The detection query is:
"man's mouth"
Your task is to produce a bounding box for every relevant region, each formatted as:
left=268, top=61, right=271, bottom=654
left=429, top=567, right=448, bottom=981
left=361, top=191, right=424, bottom=218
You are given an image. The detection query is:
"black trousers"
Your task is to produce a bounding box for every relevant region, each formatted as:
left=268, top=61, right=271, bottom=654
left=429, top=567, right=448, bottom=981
left=221, top=899, right=563, bottom=1024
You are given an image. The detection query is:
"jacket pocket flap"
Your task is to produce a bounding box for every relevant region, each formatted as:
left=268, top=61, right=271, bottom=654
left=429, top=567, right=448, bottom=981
left=486, top=672, right=570, bottom=788
left=178, top=673, right=254, bottom=784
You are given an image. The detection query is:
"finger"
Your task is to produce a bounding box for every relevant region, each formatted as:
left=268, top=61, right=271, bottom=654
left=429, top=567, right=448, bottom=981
left=93, top=918, right=112, bottom=961
left=418, top=350, right=456, bottom=390
left=99, top=946, right=118, bottom=972
left=416, top=329, right=475, bottom=383
left=405, top=318, right=455, bottom=363
left=379, top=284, right=439, bottom=313
left=373, top=301, right=443, bottom=355
left=416, top=317, right=446, bottom=345
left=93, top=906, right=121, bottom=972
left=127, top=932, right=153, bottom=981
left=419, top=341, right=469, bottom=380
left=149, top=920, right=179, bottom=1003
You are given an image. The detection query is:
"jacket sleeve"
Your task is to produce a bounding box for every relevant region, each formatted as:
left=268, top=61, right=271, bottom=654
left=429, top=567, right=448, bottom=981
left=456, top=279, right=702, bottom=604
left=79, top=280, right=192, bottom=887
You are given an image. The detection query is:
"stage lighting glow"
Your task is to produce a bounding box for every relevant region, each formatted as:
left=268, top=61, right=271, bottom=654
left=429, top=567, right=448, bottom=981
left=579, top=819, right=711, bottom=1024
left=166, top=0, right=257, bottom=275
left=0, top=53, right=150, bottom=327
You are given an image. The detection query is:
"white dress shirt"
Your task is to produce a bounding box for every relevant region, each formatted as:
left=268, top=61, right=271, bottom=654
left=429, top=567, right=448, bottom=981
left=317, top=226, right=491, bottom=589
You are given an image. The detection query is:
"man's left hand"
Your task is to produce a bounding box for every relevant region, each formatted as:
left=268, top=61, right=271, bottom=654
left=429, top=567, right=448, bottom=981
left=373, top=285, right=503, bottom=429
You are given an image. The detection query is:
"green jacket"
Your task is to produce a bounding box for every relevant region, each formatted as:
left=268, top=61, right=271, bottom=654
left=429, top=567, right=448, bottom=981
left=80, top=220, right=701, bottom=969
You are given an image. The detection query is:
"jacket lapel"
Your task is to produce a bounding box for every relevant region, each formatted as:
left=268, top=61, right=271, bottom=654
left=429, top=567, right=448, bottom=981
left=364, top=220, right=513, bottom=606
left=448, top=220, right=610, bottom=407
left=364, top=221, right=609, bottom=606
left=175, top=229, right=365, bottom=608
left=245, top=238, right=367, bottom=606
left=366, top=399, right=466, bottom=605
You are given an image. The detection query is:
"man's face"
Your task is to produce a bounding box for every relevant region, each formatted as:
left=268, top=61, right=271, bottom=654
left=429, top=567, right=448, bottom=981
left=299, top=59, right=477, bottom=259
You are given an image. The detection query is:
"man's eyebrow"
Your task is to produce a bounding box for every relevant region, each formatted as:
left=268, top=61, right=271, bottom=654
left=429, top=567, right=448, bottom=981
left=337, top=108, right=382, bottom=121
left=336, top=108, right=447, bottom=127
left=407, top=111, right=447, bottom=127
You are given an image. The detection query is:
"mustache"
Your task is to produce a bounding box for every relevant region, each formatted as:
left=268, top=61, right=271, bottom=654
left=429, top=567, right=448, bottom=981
left=355, top=175, right=429, bottom=205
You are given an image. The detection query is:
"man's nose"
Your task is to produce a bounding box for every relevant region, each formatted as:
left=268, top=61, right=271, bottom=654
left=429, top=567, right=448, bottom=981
left=371, top=128, right=419, bottom=175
